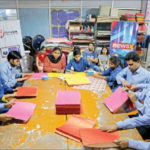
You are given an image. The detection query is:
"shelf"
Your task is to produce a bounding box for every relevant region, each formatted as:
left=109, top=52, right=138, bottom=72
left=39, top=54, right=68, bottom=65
left=138, top=31, right=146, bottom=34
left=71, top=39, right=94, bottom=43
left=69, top=31, right=94, bottom=34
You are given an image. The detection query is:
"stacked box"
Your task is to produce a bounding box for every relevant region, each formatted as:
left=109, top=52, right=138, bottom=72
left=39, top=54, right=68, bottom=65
left=55, top=90, right=81, bottom=114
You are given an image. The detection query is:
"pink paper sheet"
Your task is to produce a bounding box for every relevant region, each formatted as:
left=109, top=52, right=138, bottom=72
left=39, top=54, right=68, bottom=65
left=103, top=87, right=128, bottom=113
left=33, top=73, right=48, bottom=79
left=6, top=101, right=36, bottom=122
left=55, top=90, right=81, bottom=106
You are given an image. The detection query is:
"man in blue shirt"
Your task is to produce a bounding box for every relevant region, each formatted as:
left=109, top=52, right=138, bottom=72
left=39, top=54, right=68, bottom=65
left=83, top=43, right=98, bottom=68
left=114, top=139, right=150, bottom=150
left=0, top=51, right=27, bottom=88
left=99, top=90, right=150, bottom=140
left=116, top=52, right=150, bottom=91
left=66, top=47, right=92, bottom=72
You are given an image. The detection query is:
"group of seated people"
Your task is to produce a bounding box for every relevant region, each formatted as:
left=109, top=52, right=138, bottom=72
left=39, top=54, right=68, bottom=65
left=0, top=43, right=150, bottom=149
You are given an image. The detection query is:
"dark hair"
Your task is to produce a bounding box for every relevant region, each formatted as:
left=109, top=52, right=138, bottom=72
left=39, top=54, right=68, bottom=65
left=40, top=46, right=46, bottom=51
left=73, top=46, right=80, bottom=52
left=73, top=49, right=81, bottom=56
left=7, top=51, right=22, bottom=61
left=125, top=51, right=140, bottom=62
left=101, top=47, right=109, bottom=55
left=52, top=47, right=61, bottom=52
left=109, top=56, right=123, bottom=68
left=88, top=42, right=95, bottom=47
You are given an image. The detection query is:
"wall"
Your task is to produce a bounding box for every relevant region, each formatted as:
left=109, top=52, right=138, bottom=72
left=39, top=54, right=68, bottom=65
left=19, top=8, right=50, bottom=39
left=0, top=0, right=144, bottom=38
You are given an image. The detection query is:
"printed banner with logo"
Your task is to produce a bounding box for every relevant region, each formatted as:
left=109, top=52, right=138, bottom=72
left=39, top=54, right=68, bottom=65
left=110, top=21, right=139, bottom=57
left=0, top=20, right=24, bottom=63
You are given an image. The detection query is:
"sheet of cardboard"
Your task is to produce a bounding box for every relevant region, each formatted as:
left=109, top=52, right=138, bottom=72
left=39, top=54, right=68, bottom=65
left=80, top=128, right=119, bottom=148
left=55, top=115, right=96, bottom=142
left=103, top=87, right=128, bottom=113
left=63, top=74, right=90, bottom=86
left=48, top=73, right=61, bottom=78
left=33, top=73, right=48, bottom=79
left=16, top=87, right=38, bottom=97
left=6, top=101, right=36, bottom=122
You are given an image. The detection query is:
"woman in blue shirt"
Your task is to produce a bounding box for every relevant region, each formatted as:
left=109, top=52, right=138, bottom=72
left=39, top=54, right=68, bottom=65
left=66, top=47, right=93, bottom=72
left=94, top=56, right=123, bottom=92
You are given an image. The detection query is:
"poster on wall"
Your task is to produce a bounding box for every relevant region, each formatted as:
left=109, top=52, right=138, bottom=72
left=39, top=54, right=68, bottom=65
left=0, top=20, right=24, bottom=64
left=145, top=0, right=150, bottom=35
left=51, top=9, right=80, bottom=38
left=110, top=21, right=139, bottom=57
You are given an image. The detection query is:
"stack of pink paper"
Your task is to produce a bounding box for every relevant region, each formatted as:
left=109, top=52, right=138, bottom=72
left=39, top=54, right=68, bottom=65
left=103, top=87, right=128, bottom=113
left=55, top=90, right=81, bottom=114
left=33, top=73, right=48, bottom=79
left=6, top=101, right=36, bottom=122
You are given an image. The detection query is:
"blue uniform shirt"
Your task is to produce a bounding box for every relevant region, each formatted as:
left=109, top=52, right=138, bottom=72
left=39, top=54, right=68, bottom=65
left=83, top=49, right=98, bottom=67
left=66, top=57, right=92, bottom=72
left=129, top=140, right=150, bottom=150
left=0, top=76, right=13, bottom=102
left=116, top=66, right=150, bottom=89
left=102, top=65, right=122, bottom=91
left=0, top=61, right=22, bottom=88
left=116, top=90, right=150, bottom=129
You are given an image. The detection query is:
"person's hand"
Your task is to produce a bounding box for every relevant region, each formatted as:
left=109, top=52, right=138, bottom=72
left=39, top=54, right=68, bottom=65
left=122, top=80, right=131, bottom=88
left=128, top=92, right=137, bottom=104
left=38, top=66, right=43, bottom=72
left=114, top=139, right=129, bottom=148
left=13, top=88, right=18, bottom=92
left=122, top=87, right=129, bottom=92
left=130, top=84, right=137, bottom=92
left=4, top=93, right=16, bottom=99
left=66, top=70, right=74, bottom=73
left=0, top=113, right=13, bottom=122
left=16, top=77, right=27, bottom=82
left=4, top=99, right=15, bottom=108
left=87, top=58, right=93, bottom=63
left=99, top=124, right=118, bottom=132
left=52, top=68, right=61, bottom=73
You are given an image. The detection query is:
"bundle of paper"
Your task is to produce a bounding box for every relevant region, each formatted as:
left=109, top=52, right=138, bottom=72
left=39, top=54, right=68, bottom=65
left=80, top=128, right=119, bottom=148
left=55, top=115, right=96, bottom=142
left=6, top=101, right=36, bottom=122
left=16, top=87, right=38, bottom=98
left=103, top=87, right=128, bottom=113
left=55, top=90, right=81, bottom=114
left=73, top=76, right=106, bottom=95
left=62, top=73, right=90, bottom=86
left=136, top=13, right=145, bottom=23
left=33, top=73, right=48, bottom=79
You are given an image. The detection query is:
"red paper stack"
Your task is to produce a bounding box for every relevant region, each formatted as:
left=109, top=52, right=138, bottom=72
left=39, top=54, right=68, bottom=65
left=55, top=90, right=81, bottom=114
left=16, top=87, right=38, bottom=97
left=103, top=87, right=128, bottom=113
left=55, top=115, right=96, bottom=142
left=80, top=128, right=120, bottom=148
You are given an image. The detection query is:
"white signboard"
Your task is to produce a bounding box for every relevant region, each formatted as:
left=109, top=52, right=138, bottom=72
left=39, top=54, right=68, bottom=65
left=0, top=20, right=25, bottom=63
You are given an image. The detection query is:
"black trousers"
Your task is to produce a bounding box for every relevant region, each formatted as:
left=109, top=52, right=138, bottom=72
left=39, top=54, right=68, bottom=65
left=129, top=114, right=150, bottom=140
left=13, top=81, right=24, bottom=89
